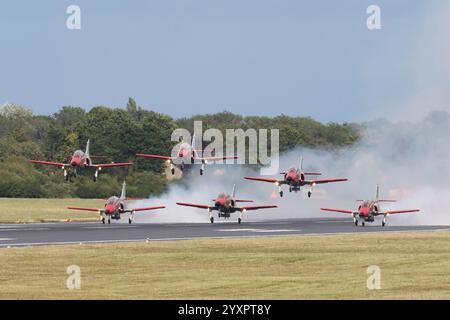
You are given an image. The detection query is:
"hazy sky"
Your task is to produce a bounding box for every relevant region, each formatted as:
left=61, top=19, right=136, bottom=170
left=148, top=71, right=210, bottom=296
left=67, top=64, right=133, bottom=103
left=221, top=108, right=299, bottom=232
left=1, top=1, right=448, bottom=122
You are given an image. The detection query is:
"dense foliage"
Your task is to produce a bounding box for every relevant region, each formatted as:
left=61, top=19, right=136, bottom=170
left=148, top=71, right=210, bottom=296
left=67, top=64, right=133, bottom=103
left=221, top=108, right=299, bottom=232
left=0, top=99, right=360, bottom=198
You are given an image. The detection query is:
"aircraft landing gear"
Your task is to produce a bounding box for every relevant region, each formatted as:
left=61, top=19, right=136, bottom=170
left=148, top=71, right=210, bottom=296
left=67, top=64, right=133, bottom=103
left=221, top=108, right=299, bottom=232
left=289, top=187, right=292, bottom=192
left=307, top=191, right=312, bottom=198
left=382, top=221, right=386, bottom=227
left=361, top=222, right=365, bottom=227
left=279, top=190, right=284, bottom=197
left=171, top=168, right=175, bottom=175
left=238, top=218, right=242, bottom=224
left=210, top=217, right=214, bottom=223
left=354, top=220, right=358, bottom=226
left=108, top=218, right=111, bottom=224
left=200, top=168, right=204, bottom=175
left=101, top=217, right=105, bottom=224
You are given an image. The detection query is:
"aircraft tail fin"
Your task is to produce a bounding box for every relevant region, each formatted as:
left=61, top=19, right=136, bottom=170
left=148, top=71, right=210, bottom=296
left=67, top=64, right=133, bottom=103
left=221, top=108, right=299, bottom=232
left=120, top=181, right=126, bottom=200
left=85, top=139, right=90, bottom=157
left=299, top=156, right=304, bottom=171
left=376, top=184, right=380, bottom=202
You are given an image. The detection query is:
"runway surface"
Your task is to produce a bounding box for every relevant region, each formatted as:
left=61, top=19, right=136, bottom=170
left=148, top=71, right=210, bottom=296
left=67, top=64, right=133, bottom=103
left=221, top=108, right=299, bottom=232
left=0, top=218, right=449, bottom=247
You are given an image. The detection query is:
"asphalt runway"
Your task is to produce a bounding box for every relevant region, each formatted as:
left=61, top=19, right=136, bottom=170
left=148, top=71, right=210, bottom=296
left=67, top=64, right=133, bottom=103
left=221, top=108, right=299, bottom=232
left=0, top=218, right=449, bottom=247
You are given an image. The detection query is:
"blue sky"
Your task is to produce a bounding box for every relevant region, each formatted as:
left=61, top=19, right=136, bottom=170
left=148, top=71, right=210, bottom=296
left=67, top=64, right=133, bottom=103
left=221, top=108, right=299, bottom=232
left=0, top=1, right=447, bottom=122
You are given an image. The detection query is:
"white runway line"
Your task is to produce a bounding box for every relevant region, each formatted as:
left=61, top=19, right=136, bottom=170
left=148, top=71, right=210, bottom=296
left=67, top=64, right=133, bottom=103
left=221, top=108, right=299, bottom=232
left=315, top=220, right=351, bottom=224
left=0, top=228, right=449, bottom=247
left=83, top=226, right=137, bottom=229
left=0, top=238, right=15, bottom=241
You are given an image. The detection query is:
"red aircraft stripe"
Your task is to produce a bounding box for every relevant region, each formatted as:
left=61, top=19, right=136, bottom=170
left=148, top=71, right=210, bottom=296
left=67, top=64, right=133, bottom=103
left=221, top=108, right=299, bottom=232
left=67, top=206, right=100, bottom=212
left=384, top=209, right=420, bottom=215
left=309, top=178, right=348, bottom=184
left=130, top=205, right=165, bottom=212
left=93, top=162, right=133, bottom=168
left=240, top=205, right=278, bottom=211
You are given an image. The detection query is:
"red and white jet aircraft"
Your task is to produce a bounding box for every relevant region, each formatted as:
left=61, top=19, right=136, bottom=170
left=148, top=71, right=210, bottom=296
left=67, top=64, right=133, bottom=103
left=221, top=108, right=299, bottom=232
left=31, top=140, right=132, bottom=181
left=244, top=157, right=348, bottom=198
left=136, top=135, right=238, bottom=175
left=176, top=184, right=277, bottom=224
left=321, top=185, right=420, bottom=227
left=68, top=181, right=165, bottom=224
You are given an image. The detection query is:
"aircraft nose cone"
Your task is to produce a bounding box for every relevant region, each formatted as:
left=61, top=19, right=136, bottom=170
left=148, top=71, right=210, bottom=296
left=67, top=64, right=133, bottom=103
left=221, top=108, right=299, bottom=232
left=71, top=158, right=80, bottom=166
left=287, top=173, right=298, bottom=181
left=359, top=207, right=370, bottom=216
left=179, top=149, right=188, bottom=158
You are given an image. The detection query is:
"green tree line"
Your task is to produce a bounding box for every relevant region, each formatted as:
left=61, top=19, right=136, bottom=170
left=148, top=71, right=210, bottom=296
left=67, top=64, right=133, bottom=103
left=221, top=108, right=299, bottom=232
left=0, top=99, right=360, bottom=198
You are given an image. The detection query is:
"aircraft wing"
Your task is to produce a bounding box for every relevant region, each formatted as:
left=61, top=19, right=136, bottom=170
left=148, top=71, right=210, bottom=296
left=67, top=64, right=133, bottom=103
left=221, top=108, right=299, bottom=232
left=244, top=176, right=284, bottom=184
left=176, top=202, right=215, bottom=210
left=125, top=205, right=166, bottom=213
left=238, top=205, right=278, bottom=211
left=303, top=172, right=322, bottom=175
left=30, top=160, right=67, bottom=167
left=91, top=162, right=133, bottom=168
left=67, top=206, right=103, bottom=213
left=321, top=208, right=355, bottom=214
left=200, top=155, right=239, bottom=162
left=383, top=209, right=420, bottom=215
left=135, top=153, right=172, bottom=161
left=304, top=178, right=348, bottom=185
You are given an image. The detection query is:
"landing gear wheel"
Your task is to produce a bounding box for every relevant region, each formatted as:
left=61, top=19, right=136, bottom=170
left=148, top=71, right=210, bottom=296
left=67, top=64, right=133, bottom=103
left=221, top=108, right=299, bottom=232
left=128, top=218, right=132, bottom=224
left=289, top=187, right=292, bottom=192
left=382, top=221, right=386, bottom=227
left=210, top=217, right=214, bottom=224
left=102, top=218, right=105, bottom=224
left=238, top=218, right=242, bottom=224
left=200, top=169, right=204, bottom=175
left=171, top=168, right=175, bottom=175
left=308, top=191, right=312, bottom=198
left=354, top=220, right=358, bottom=226
left=362, top=222, right=365, bottom=227
left=65, top=175, right=69, bottom=182
left=279, top=191, right=284, bottom=197
left=93, top=176, right=97, bottom=182
left=108, top=218, right=111, bottom=224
